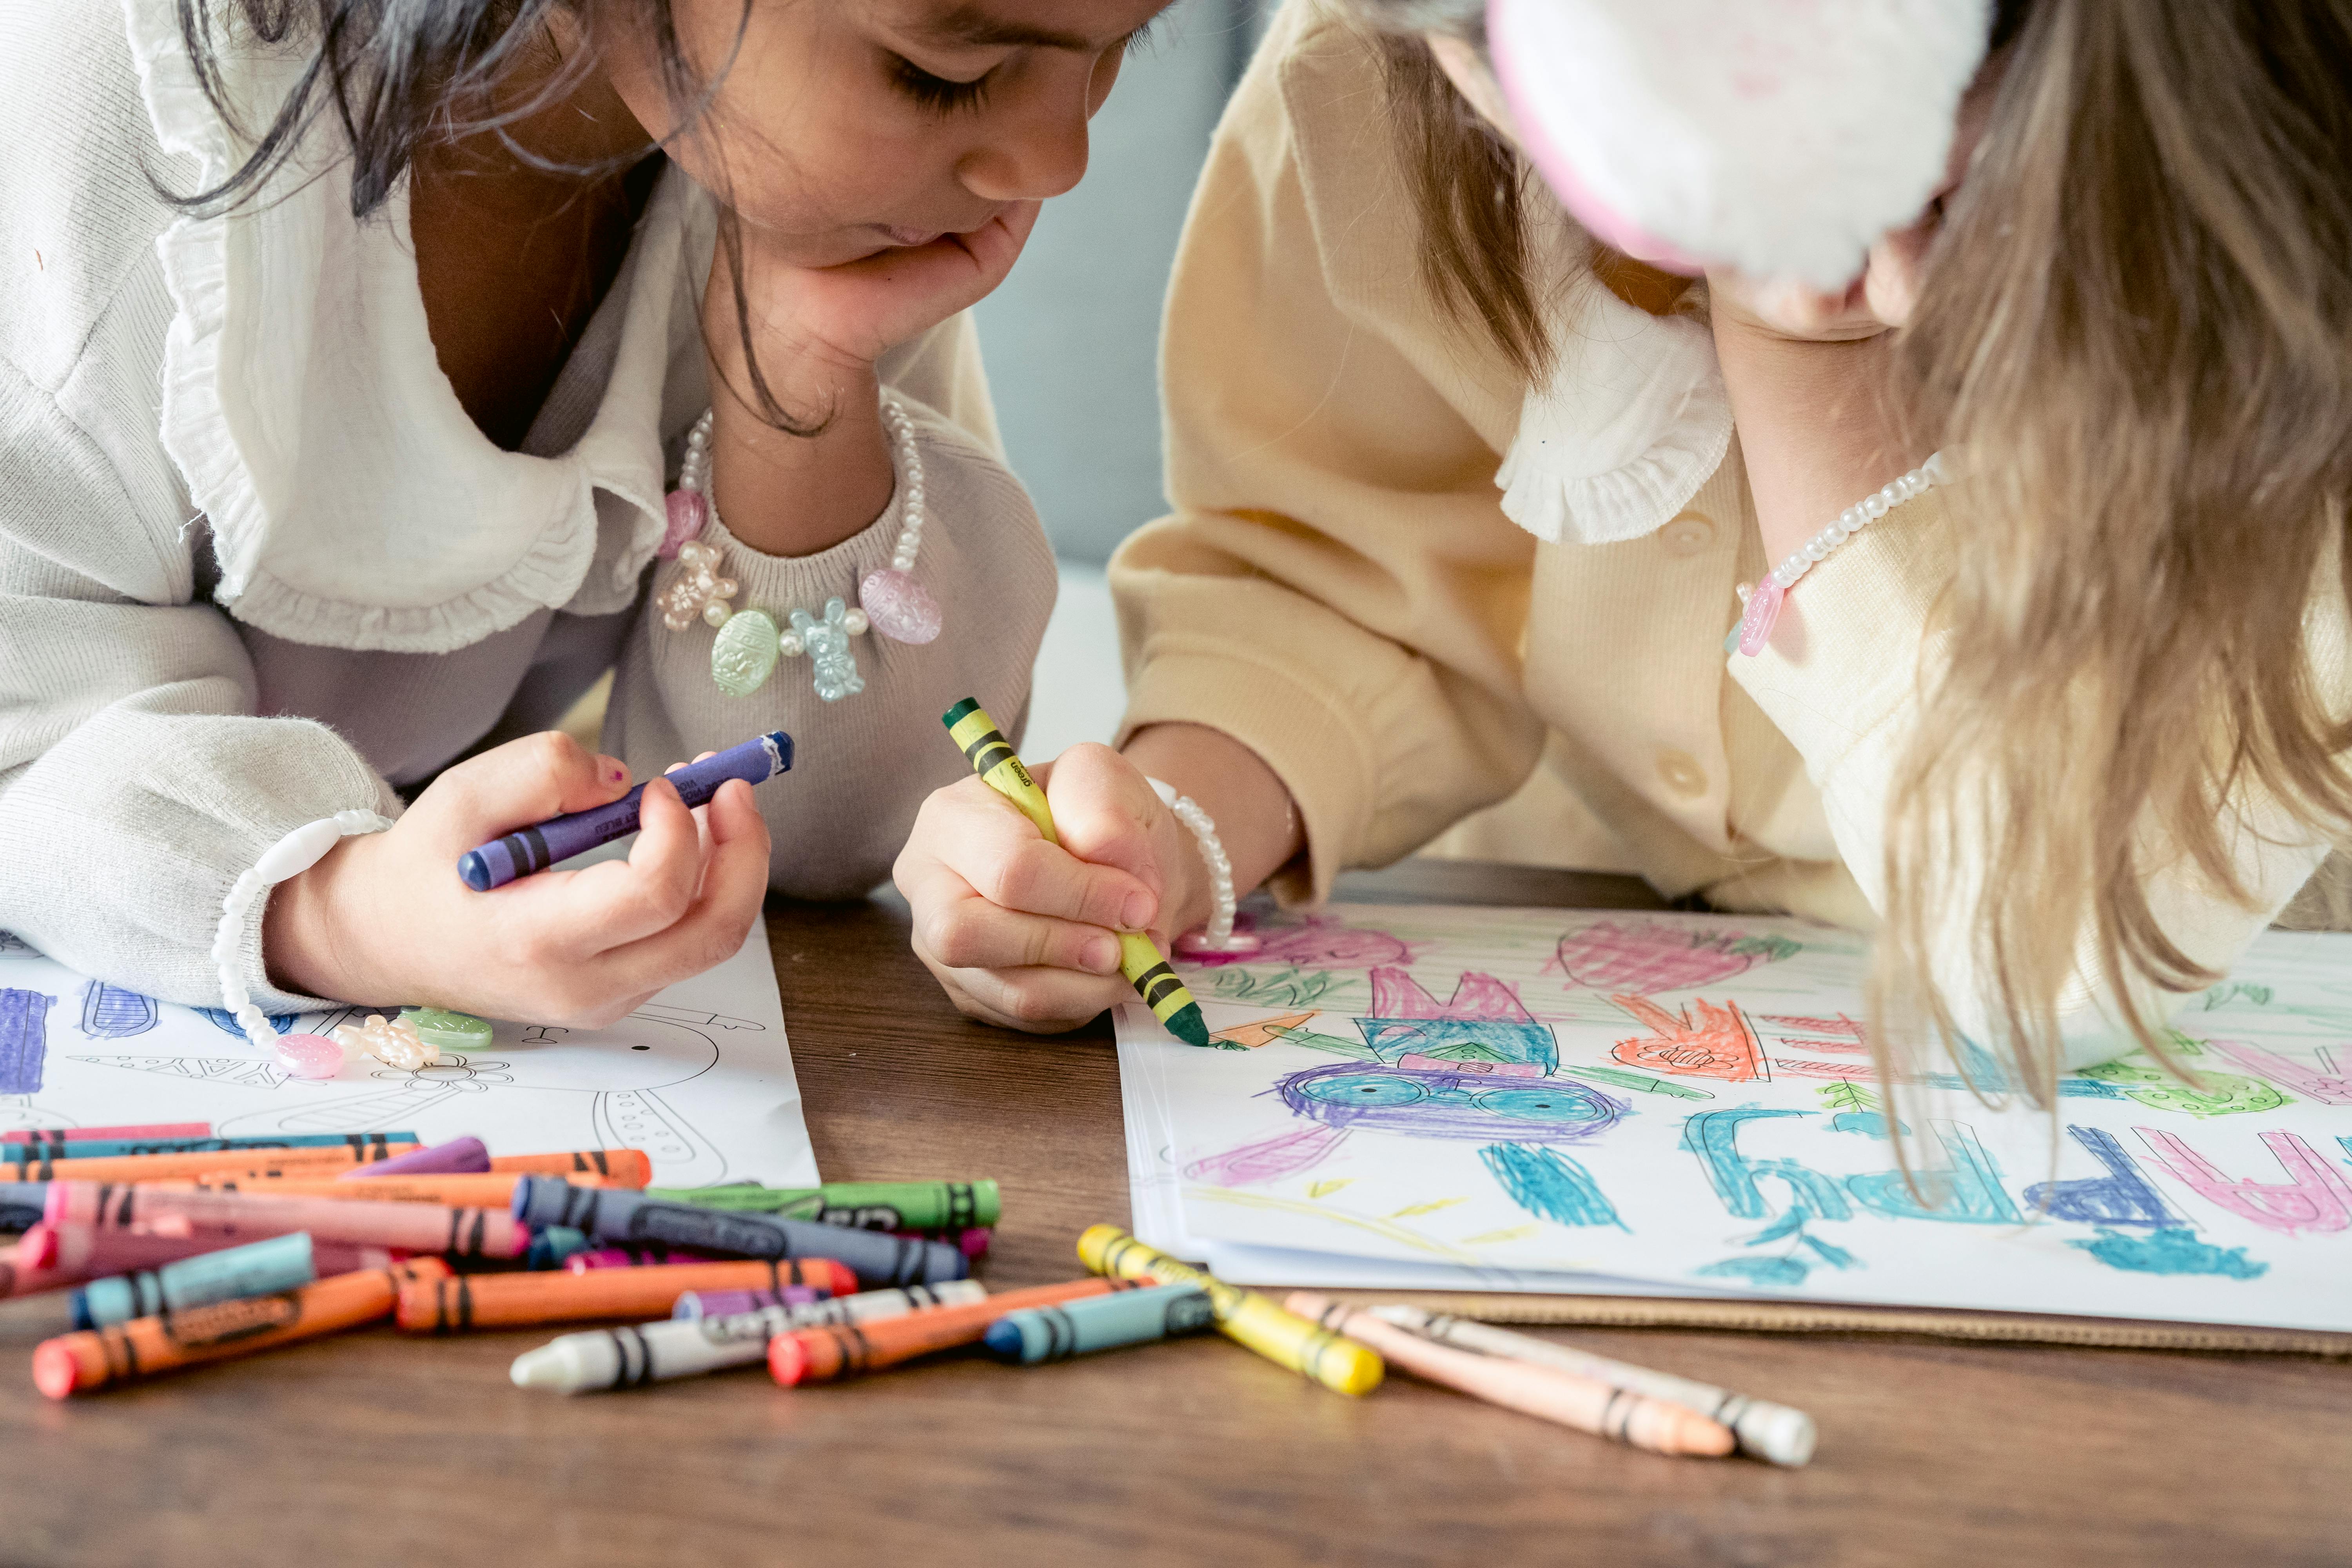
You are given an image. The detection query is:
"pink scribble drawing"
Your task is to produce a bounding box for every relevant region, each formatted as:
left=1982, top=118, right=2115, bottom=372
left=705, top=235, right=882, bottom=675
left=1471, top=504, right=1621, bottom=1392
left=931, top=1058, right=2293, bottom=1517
left=1610, top=995, right=1769, bottom=1082
left=2134, top=1127, right=2352, bottom=1236
left=1553, top=922, right=1800, bottom=993
left=1182, top=1124, right=1352, bottom=1187
left=1768, top=1058, right=1878, bottom=1079
left=1759, top=1014, right=1870, bottom=1054
left=2207, top=1040, right=2352, bottom=1105
left=1370, top=968, right=1534, bottom=1021
left=1185, top=915, right=1413, bottom=971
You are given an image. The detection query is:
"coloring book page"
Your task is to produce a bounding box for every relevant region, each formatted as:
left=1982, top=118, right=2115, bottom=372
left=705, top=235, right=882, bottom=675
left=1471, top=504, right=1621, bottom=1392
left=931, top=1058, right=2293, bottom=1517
left=0, top=919, right=817, bottom=1190
left=1114, top=906, right=2352, bottom=1330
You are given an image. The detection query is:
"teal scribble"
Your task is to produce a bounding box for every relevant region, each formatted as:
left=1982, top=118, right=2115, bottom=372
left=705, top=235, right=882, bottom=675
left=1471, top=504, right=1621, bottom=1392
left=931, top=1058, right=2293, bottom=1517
left=1846, top=1122, right=2021, bottom=1224
left=2069, top=1227, right=2268, bottom=1280
left=1696, top=1256, right=1811, bottom=1287
left=1798, top=1232, right=1858, bottom=1269
left=1479, top=1144, right=1625, bottom=1230
left=1831, top=1110, right=1905, bottom=1137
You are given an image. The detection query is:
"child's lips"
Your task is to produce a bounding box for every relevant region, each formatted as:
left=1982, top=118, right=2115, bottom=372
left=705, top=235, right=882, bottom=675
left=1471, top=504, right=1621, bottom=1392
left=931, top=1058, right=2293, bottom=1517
left=877, top=225, right=945, bottom=247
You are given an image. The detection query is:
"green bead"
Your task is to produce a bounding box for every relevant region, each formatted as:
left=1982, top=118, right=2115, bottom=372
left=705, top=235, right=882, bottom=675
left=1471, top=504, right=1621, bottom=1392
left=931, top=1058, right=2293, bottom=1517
left=711, top=608, right=780, bottom=697
left=402, top=1007, right=493, bottom=1052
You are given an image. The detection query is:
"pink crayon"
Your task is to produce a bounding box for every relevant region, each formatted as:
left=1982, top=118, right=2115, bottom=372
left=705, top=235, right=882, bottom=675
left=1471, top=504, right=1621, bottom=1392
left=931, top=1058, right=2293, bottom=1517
left=45, top=1182, right=526, bottom=1259
left=3, top=1123, right=210, bottom=1147
left=24, top=1222, right=395, bottom=1280
left=567, top=1244, right=726, bottom=1272
left=0, top=1235, right=86, bottom=1299
left=670, top=1284, right=825, bottom=1320
left=340, top=1136, right=493, bottom=1180
left=900, top=1227, right=993, bottom=1260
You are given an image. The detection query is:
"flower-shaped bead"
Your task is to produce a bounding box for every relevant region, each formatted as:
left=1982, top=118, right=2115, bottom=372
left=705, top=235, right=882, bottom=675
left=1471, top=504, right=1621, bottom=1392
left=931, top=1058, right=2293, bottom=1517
left=332, top=1013, right=439, bottom=1071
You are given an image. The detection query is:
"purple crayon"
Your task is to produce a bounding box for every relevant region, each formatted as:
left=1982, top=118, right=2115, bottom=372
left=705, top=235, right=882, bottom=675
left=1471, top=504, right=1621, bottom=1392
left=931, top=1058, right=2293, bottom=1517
left=672, top=1284, right=824, bottom=1320
left=457, top=731, right=793, bottom=891
left=341, top=1136, right=493, bottom=1180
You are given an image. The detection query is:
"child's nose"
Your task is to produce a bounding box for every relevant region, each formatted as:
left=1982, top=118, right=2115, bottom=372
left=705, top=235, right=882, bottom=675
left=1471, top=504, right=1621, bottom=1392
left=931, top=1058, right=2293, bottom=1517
left=959, top=108, right=1089, bottom=203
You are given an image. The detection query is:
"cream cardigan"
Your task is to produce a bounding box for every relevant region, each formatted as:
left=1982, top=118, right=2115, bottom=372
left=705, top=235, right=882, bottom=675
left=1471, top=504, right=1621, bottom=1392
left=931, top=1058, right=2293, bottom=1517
left=1110, top=0, right=2339, bottom=1068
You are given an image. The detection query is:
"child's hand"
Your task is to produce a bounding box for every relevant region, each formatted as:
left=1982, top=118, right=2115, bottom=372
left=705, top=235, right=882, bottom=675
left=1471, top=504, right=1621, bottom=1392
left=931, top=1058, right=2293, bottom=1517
left=263, top=733, right=771, bottom=1027
left=894, top=744, right=1201, bottom=1032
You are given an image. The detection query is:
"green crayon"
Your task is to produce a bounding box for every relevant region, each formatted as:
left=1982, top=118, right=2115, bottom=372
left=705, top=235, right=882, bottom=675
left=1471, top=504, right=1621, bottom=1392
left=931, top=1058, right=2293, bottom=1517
left=643, top=1180, right=1000, bottom=1232
left=940, top=698, right=1210, bottom=1048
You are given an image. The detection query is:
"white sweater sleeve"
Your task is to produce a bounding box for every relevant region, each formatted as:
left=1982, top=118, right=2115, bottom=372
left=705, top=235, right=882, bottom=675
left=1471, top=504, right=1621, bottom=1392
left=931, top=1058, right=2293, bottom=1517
left=0, top=361, right=397, bottom=1011
left=1728, top=487, right=2338, bottom=1070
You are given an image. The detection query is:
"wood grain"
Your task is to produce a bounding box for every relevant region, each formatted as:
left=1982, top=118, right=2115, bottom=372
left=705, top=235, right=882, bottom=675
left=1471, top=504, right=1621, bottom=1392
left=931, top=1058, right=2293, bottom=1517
left=0, top=864, right=2344, bottom=1568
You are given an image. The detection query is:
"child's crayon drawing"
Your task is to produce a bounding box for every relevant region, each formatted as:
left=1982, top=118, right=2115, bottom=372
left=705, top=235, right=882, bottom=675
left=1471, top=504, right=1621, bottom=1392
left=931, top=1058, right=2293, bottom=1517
left=1115, top=905, right=2352, bottom=1332
left=0, top=924, right=813, bottom=1188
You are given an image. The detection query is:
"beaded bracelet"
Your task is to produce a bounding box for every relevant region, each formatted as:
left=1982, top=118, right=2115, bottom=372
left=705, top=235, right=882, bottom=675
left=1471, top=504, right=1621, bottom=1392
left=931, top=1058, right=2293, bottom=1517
left=1728, top=449, right=1949, bottom=657
left=1148, top=778, right=1259, bottom=956
left=215, top=810, right=394, bottom=1079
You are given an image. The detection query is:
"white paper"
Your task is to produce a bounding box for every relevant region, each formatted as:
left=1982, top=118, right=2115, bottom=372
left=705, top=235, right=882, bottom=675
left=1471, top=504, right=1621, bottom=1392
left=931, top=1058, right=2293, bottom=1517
left=0, top=919, right=816, bottom=1189
left=1116, top=906, right=2352, bottom=1331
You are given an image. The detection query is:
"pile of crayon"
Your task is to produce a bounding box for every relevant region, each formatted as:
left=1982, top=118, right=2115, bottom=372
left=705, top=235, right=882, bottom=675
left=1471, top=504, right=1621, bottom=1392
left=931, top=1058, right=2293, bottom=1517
left=0, top=1123, right=1815, bottom=1464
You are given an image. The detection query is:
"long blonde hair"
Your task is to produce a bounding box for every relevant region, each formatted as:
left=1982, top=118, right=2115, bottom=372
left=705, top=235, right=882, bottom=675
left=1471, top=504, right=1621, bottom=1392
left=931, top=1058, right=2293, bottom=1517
left=1356, top=0, right=2352, bottom=1096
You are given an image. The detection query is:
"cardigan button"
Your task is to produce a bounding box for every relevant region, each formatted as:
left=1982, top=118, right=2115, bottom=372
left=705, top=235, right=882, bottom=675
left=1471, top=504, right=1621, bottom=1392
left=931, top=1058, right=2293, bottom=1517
left=1657, top=750, right=1709, bottom=799
left=1661, top=514, right=1717, bottom=556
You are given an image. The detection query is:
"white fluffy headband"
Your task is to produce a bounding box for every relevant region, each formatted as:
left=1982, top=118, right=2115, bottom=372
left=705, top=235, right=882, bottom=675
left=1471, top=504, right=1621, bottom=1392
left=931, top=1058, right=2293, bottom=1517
left=1488, top=0, right=1992, bottom=288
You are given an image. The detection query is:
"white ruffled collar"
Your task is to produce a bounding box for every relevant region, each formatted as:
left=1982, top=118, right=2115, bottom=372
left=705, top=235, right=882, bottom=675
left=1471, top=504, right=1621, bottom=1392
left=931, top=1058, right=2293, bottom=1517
left=125, top=0, right=698, bottom=653
left=1494, top=271, right=1733, bottom=548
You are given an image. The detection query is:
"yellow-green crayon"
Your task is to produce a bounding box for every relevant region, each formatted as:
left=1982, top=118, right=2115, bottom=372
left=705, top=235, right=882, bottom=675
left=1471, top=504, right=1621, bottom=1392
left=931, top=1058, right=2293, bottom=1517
left=1077, top=1224, right=1383, bottom=1397
left=941, top=699, right=1210, bottom=1048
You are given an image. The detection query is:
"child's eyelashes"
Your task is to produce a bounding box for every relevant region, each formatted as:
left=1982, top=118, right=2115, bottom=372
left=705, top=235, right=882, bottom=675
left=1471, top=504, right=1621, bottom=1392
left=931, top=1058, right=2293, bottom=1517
left=889, top=56, right=991, bottom=116
left=1125, top=18, right=1160, bottom=58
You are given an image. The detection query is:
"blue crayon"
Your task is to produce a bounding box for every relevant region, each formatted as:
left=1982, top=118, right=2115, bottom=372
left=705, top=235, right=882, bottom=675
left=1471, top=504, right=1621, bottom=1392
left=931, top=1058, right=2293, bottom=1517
left=510, top=1176, right=964, bottom=1290
left=983, top=1281, right=1217, bottom=1365
left=1, top=1132, right=416, bottom=1167
left=0, top=1183, right=47, bottom=1232
left=524, top=1226, right=595, bottom=1270
left=70, top=1232, right=318, bottom=1330
left=457, top=731, right=793, bottom=891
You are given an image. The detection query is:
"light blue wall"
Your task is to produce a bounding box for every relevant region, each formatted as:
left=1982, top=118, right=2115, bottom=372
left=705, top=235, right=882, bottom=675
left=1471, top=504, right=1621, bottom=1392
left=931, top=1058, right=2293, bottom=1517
left=973, top=1, right=1262, bottom=566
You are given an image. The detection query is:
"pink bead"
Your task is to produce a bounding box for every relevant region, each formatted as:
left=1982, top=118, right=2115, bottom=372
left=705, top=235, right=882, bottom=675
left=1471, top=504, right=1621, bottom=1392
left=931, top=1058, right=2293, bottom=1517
left=858, top=567, right=943, bottom=644
left=1735, top=577, right=1784, bottom=657
left=273, top=1033, right=344, bottom=1081
left=1176, top=929, right=1261, bottom=957
left=659, top=490, right=709, bottom=560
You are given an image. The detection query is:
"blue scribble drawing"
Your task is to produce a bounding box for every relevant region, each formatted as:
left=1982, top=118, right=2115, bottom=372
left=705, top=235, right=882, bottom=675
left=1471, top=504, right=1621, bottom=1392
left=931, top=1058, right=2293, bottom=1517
left=1479, top=1144, right=1624, bottom=1229
left=1846, top=1122, right=2021, bottom=1224
left=78, top=981, right=157, bottom=1039
left=2023, top=1125, right=2183, bottom=1227
left=0, top=989, right=55, bottom=1094
left=2069, top=1227, right=2268, bottom=1280
left=1354, top=967, right=1560, bottom=1072
left=1282, top=1063, right=1623, bottom=1141
left=198, top=1006, right=295, bottom=1039
left=1695, top=1255, right=1811, bottom=1287
left=1681, top=1106, right=1864, bottom=1281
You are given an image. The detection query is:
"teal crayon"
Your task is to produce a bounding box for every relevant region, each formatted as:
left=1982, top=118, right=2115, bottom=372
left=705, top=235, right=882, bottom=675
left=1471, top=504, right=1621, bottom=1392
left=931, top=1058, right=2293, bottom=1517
left=2, top=1132, right=415, bottom=1168
left=984, top=1281, right=1216, bottom=1364
left=70, top=1233, right=321, bottom=1330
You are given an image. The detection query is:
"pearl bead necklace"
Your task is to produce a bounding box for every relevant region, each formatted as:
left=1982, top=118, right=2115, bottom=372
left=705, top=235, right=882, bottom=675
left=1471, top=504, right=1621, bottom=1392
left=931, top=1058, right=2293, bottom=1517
left=1728, top=449, right=1950, bottom=657
left=657, top=390, right=943, bottom=702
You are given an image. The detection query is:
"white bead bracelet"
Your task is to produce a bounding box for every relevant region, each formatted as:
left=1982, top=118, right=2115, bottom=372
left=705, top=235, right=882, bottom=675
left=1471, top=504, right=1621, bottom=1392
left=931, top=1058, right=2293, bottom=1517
left=1148, top=778, right=1258, bottom=955
left=215, top=810, right=393, bottom=1059
left=1728, top=449, right=1950, bottom=656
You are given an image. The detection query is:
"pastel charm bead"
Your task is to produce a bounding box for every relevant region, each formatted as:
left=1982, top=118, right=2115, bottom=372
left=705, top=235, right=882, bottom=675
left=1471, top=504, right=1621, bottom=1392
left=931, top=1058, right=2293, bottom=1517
left=1734, top=576, right=1784, bottom=657
left=273, top=1033, right=345, bottom=1081
left=659, top=490, right=708, bottom=559
left=793, top=597, right=866, bottom=702
left=858, top=566, right=943, bottom=644
left=712, top=608, right=783, bottom=696
left=403, top=1008, right=493, bottom=1053
left=332, top=1013, right=437, bottom=1071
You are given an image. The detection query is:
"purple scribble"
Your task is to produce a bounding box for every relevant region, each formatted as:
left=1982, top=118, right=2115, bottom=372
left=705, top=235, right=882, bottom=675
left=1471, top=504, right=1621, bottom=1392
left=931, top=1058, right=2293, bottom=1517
left=1278, top=1063, right=1625, bottom=1142
left=0, top=990, right=56, bottom=1094
left=1181, top=1123, right=1352, bottom=1187
left=1185, top=915, right=1413, bottom=971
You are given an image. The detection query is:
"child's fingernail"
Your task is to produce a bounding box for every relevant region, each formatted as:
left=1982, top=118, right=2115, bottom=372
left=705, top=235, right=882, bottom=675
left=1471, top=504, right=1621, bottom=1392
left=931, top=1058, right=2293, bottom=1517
left=1122, top=894, right=1154, bottom=929
left=1083, top=936, right=1120, bottom=973
left=596, top=755, right=628, bottom=784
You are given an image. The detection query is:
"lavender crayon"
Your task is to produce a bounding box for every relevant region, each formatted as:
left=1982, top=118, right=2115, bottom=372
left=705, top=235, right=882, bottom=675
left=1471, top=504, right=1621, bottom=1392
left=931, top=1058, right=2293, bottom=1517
left=457, top=731, right=792, bottom=890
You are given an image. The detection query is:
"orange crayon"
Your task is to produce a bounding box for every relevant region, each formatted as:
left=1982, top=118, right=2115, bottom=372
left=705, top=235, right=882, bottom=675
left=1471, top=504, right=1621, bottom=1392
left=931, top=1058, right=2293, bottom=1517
left=1284, top=1294, right=1735, bottom=1458
left=0, top=1142, right=417, bottom=1185
left=171, top=1172, right=614, bottom=1207
left=769, top=1278, right=1134, bottom=1386
left=32, top=1258, right=451, bottom=1397
left=484, top=1149, right=653, bottom=1185
left=397, top=1257, right=857, bottom=1332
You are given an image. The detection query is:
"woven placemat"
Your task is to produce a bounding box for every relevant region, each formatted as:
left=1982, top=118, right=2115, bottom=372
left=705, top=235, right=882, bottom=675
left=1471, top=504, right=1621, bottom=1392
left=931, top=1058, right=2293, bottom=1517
left=1313, top=1289, right=2352, bottom=1357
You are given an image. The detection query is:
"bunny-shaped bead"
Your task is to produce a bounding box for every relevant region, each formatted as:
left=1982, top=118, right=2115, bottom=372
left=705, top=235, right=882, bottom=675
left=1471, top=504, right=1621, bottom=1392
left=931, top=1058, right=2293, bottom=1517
left=791, top=597, right=866, bottom=702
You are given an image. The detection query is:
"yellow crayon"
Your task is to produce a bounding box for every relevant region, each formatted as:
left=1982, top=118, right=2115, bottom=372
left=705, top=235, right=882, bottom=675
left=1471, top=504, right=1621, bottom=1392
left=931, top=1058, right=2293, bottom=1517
left=941, top=699, right=1210, bottom=1048
left=1078, top=1224, right=1383, bottom=1397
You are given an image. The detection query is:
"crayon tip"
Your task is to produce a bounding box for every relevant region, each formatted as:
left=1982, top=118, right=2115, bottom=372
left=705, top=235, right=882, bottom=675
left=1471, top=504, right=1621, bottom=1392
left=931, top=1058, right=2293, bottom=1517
left=1164, top=1003, right=1210, bottom=1049
left=31, top=1340, right=82, bottom=1400
left=456, top=850, right=495, bottom=893
left=982, top=1318, right=1023, bottom=1362
left=941, top=697, right=981, bottom=729
left=510, top=1345, right=570, bottom=1391
left=768, top=1334, right=813, bottom=1387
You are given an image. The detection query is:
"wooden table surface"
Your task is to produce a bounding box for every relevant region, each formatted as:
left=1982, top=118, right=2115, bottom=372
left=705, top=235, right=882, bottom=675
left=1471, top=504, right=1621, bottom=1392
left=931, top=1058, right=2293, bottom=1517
left=2, top=863, right=2345, bottom=1568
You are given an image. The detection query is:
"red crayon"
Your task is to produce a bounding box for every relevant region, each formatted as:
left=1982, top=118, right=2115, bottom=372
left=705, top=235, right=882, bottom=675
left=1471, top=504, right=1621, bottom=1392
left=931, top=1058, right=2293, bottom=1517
left=3, top=1123, right=210, bottom=1147
left=45, top=1182, right=526, bottom=1258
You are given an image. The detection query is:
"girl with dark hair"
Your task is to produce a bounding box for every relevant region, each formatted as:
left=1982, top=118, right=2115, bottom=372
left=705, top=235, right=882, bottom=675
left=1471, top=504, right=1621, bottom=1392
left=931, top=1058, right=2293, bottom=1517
left=896, top=0, right=2352, bottom=1100
left=0, top=0, right=1165, bottom=1034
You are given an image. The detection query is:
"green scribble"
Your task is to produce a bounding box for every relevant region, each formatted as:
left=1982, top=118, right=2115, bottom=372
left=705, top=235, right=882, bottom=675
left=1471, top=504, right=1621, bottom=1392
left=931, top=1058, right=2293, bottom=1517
left=1558, top=1063, right=1713, bottom=1100
left=1818, top=1080, right=1905, bottom=1137
left=1206, top=966, right=1362, bottom=1011
left=2079, top=1056, right=2289, bottom=1117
